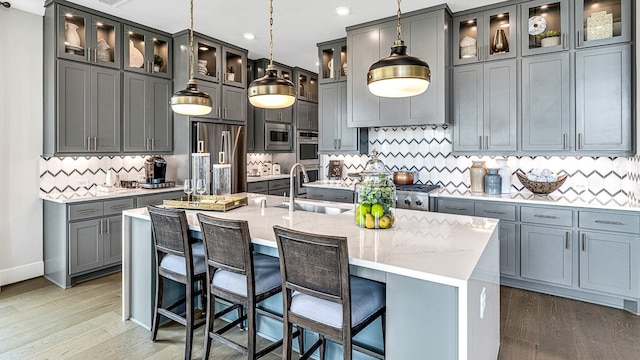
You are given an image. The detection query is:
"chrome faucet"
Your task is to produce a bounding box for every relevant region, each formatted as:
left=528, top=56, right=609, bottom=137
left=289, top=163, right=309, bottom=212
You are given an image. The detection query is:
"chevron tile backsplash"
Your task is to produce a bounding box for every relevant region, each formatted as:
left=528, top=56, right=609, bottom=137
left=321, top=127, right=639, bottom=206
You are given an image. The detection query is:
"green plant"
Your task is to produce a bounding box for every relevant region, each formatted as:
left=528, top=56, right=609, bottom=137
left=153, top=54, right=164, bottom=67
left=538, top=30, right=561, bottom=39
left=227, top=66, right=235, bottom=74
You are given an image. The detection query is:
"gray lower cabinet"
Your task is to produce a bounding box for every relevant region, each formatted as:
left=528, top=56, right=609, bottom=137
left=306, top=188, right=354, bottom=203
left=453, top=59, right=517, bottom=152
left=247, top=179, right=290, bottom=197
left=136, top=191, right=183, bottom=207
left=69, top=214, right=122, bottom=275
left=499, top=222, right=518, bottom=277
left=53, top=60, right=121, bottom=155
left=319, top=81, right=367, bottom=154
left=579, top=231, right=640, bottom=298
left=247, top=181, right=269, bottom=195
left=521, top=53, right=571, bottom=151
left=520, top=225, right=573, bottom=287
left=123, top=73, right=173, bottom=152
left=575, top=44, right=632, bottom=154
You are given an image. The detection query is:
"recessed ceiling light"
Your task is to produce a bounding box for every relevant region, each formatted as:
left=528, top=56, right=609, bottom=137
left=336, top=7, right=350, bottom=16
left=243, top=33, right=255, bottom=40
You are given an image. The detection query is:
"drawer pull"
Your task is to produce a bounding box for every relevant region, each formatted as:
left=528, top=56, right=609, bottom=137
left=110, top=205, right=131, bottom=210
left=594, top=220, right=624, bottom=226
left=483, top=210, right=506, bottom=215
left=565, top=232, right=570, bottom=249
left=445, top=206, right=468, bottom=211
left=77, top=208, right=99, bottom=214
left=582, top=233, right=586, bottom=251
left=534, top=214, right=559, bottom=219
left=106, top=219, right=110, bottom=234
left=335, top=196, right=348, bottom=200
left=100, top=219, right=103, bottom=235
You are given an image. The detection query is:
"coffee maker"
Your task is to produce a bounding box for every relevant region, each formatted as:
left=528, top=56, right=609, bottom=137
left=142, top=156, right=173, bottom=188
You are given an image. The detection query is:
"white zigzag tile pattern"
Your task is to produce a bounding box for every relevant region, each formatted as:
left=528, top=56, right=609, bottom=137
left=320, top=127, right=637, bottom=206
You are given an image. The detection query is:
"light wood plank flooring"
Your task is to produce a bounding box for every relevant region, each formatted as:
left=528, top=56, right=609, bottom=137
left=1, top=274, right=639, bottom=359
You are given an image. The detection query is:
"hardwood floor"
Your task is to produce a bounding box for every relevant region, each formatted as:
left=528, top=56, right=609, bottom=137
left=1, top=275, right=639, bottom=359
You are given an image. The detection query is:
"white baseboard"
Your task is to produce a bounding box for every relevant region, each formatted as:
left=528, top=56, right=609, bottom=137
left=0, top=261, right=44, bottom=287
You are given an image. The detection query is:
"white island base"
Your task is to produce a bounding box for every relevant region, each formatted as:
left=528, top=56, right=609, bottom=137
left=121, top=194, right=500, bottom=359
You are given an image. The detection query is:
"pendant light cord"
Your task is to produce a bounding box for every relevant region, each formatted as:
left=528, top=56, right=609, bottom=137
left=188, top=0, right=195, bottom=81
left=268, top=0, right=274, bottom=66
left=396, top=0, right=402, bottom=41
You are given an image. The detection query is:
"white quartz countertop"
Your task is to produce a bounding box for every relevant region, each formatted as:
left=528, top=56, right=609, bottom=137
left=303, top=180, right=354, bottom=190
left=433, top=188, right=640, bottom=212
left=246, top=174, right=290, bottom=183
left=40, top=186, right=183, bottom=204
left=123, top=193, right=498, bottom=287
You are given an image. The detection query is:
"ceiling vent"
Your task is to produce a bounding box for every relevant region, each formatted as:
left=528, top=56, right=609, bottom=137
left=96, top=0, right=130, bottom=7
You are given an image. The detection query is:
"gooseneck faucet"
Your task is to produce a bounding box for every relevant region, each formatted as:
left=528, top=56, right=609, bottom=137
left=289, top=163, right=309, bottom=212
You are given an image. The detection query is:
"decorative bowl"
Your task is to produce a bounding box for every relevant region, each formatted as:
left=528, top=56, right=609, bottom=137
left=516, top=171, right=568, bottom=195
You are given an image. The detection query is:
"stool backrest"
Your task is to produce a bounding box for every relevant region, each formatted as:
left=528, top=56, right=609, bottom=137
left=197, top=214, right=252, bottom=276
left=147, top=206, right=192, bottom=262
left=273, top=225, right=350, bottom=305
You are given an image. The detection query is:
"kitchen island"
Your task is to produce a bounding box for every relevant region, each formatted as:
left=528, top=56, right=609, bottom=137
left=121, top=194, right=500, bottom=359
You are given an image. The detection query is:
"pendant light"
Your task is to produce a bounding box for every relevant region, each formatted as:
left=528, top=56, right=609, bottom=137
left=247, top=0, right=296, bottom=109
left=170, top=0, right=212, bottom=116
left=367, top=0, right=431, bottom=98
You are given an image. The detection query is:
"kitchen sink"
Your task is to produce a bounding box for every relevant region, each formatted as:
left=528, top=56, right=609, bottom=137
left=272, top=202, right=350, bottom=215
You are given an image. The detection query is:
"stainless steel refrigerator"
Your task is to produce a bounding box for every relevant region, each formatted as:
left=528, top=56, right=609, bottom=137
left=191, top=122, right=247, bottom=194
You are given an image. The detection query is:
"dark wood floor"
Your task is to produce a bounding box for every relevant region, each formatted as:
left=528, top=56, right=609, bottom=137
left=1, top=274, right=639, bottom=359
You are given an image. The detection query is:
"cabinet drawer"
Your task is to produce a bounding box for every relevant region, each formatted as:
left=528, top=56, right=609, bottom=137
left=69, top=202, right=104, bottom=221
left=437, top=199, right=474, bottom=216
left=329, top=190, right=354, bottom=203
left=247, top=182, right=269, bottom=194
left=521, top=206, right=573, bottom=227
left=475, top=203, right=516, bottom=222
left=269, top=179, right=290, bottom=191
left=579, top=211, right=640, bottom=234
left=103, top=198, right=135, bottom=216
left=306, top=188, right=331, bottom=201
left=268, top=189, right=289, bottom=196
left=137, top=192, right=182, bottom=208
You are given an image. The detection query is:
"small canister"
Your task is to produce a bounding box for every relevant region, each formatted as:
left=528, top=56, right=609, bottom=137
left=469, top=160, right=487, bottom=193
left=485, top=168, right=502, bottom=195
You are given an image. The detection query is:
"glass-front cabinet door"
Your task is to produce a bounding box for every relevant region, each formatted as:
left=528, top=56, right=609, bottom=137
left=124, top=26, right=171, bottom=78
left=575, top=0, right=630, bottom=48
left=319, top=40, right=347, bottom=83
left=453, top=6, right=516, bottom=65
left=58, top=6, right=121, bottom=69
left=521, top=0, right=569, bottom=56
left=194, top=38, right=221, bottom=83
left=222, top=47, right=247, bottom=88
left=296, top=69, right=318, bottom=102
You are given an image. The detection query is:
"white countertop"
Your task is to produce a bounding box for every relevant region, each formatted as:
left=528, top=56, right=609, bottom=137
left=123, top=193, right=498, bottom=287
left=433, top=188, right=640, bottom=212
left=246, top=174, right=290, bottom=183
left=303, top=180, right=354, bottom=190
left=39, top=186, right=183, bottom=204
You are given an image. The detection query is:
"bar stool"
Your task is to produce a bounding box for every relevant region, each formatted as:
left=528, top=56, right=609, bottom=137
left=273, top=225, right=386, bottom=360
left=147, top=206, right=207, bottom=360
left=198, top=214, right=292, bottom=359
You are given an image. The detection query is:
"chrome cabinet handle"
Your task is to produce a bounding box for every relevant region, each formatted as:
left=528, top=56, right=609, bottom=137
left=224, top=108, right=228, bottom=118
left=87, top=137, right=91, bottom=151
left=93, top=49, right=97, bottom=63
left=562, top=33, right=567, bottom=49
left=217, top=107, right=221, bottom=118
left=151, top=138, right=155, bottom=150
left=483, top=210, right=506, bottom=215
left=86, top=47, right=91, bottom=61
left=110, top=204, right=130, bottom=210
left=563, top=133, right=567, bottom=150
left=565, top=232, right=570, bottom=249
left=338, top=139, right=341, bottom=149
left=106, top=219, right=110, bottom=234
left=594, top=220, right=624, bottom=226
left=577, top=133, right=582, bottom=150
left=485, top=136, right=489, bottom=150
left=78, top=208, right=99, bottom=214
left=576, top=31, right=581, bottom=48
left=534, top=214, right=559, bottom=219
left=477, top=46, right=480, bottom=61
left=479, top=136, right=483, bottom=150
left=93, top=137, right=97, bottom=151
left=445, top=206, right=468, bottom=211
left=100, top=219, right=103, bottom=235
left=581, top=233, right=586, bottom=251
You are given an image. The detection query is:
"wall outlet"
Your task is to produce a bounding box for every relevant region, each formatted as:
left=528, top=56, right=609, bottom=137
left=572, top=179, right=588, bottom=192
left=77, top=179, right=89, bottom=187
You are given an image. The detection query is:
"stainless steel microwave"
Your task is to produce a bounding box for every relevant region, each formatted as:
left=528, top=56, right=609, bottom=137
left=264, top=123, right=292, bottom=151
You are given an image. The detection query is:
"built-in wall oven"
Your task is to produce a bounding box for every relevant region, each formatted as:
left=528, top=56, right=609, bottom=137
left=264, top=123, right=292, bottom=151
left=296, top=131, right=319, bottom=196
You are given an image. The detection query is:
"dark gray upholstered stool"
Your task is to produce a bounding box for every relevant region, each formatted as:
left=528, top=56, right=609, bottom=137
left=273, top=225, right=386, bottom=360
left=198, top=214, right=299, bottom=360
left=147, top=206, right=207, bottom=360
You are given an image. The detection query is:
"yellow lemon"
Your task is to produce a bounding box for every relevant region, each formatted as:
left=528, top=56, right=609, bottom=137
left=371, top=204, right=384, bottom=218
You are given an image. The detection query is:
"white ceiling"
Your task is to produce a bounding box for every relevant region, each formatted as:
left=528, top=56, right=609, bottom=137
left=13, top=0, right=507, bottom=71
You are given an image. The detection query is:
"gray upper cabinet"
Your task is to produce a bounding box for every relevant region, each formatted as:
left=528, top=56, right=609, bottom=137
left=295, top=68, right=318, bottom=103
left=453, top=59, right=517, bottom=153
left=575, top=44, right=632, bottom=154
left=521, top=52, right=571, bottom=152
left=521, top=224, right=573, bottom=287
left=453, top=5, right=517, bottom=65
left=318, top=39, right=347, bottom=84
left=347, top=7, right=451, bottom=127
left=296, top=101, right=318, bottom=131
left=193, top=81, right=220, bottom=120
left=56, top=5, right=121, bottom=69
left=56, top=60, right=121, bottom=154
left=193, top=36, right=222, bottom=83
left=123, top=73, right=173, bottom=153
left=575, top=0, right=631, bottom=48
left=319, top=81, right=367, bottom=154
left=222, top=47, right=247, bottom=89
left=252, top=59, right=294, bottom=124
left=579, top=231, right=640, bottom=298
left=123, top=24, right=172, bottom=79
left=521, top=0, right=570, bottom=56
left=222, top=86, right=247, bottom=122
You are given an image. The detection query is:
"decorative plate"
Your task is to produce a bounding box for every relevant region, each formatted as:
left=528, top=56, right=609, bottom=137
left=528, top=15, right=547, bottom=36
